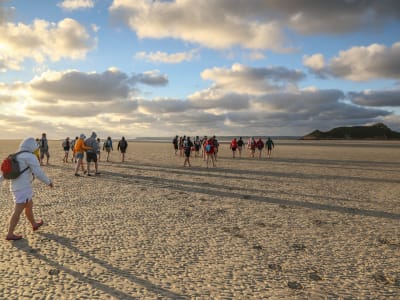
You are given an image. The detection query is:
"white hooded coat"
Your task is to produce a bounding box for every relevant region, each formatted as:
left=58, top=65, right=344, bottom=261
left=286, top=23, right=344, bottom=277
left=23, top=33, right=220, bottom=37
left=0, top=137, right=51, bottom=191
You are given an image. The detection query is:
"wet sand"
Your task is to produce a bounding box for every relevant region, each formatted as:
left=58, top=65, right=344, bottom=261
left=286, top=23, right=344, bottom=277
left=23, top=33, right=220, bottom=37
left=0, top=139, right=399, bottom=299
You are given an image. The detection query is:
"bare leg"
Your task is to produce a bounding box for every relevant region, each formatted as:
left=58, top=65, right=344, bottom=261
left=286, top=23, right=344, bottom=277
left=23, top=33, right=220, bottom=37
left=7, top=203, right=26, bottom=238
left=24, top=200, right=40, bottom=227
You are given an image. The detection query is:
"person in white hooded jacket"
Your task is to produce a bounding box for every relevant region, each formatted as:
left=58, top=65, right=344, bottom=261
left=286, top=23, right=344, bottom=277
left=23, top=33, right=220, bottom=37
left=0, top=137, right=53, bottom=241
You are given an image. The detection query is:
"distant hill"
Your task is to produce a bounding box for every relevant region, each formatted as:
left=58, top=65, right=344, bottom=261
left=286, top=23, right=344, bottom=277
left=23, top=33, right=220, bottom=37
left=301, top=123, right=400, bottom=140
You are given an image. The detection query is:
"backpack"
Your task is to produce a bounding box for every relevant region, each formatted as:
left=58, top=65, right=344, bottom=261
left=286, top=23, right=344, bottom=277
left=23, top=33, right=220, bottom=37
left=1, top=151, right=30, bottom=179
left=119, top=140, right=127, bottom=148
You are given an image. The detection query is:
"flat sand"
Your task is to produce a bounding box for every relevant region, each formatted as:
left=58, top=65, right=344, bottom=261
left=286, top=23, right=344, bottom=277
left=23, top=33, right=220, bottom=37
left=0, top=139, right=399, bottom=299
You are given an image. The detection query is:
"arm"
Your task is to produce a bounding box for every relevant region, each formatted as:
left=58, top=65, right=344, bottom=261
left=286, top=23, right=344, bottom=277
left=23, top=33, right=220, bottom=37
left=27, top=154, right=52, bottom=186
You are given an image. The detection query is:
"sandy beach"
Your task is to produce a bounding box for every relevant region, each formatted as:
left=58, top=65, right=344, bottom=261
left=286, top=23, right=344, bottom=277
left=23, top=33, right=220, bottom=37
left=0, top=139, right=399, bottom=299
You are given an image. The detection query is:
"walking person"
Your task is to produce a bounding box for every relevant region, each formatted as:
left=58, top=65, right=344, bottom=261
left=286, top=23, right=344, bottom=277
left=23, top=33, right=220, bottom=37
left=0, top=137, right=53, bottom=241
left=96, top=138, right=102, bottom=161
left=237, top=137, right=244, bottom=158
left=256, top=138, right=264, bottom=159
left=183, top=136, right=193, bottom=167
left=39, top=132, right=50, bottom=165
left=205, top=138, right=216, bottom=168
left=85, top=132, right=100, bottom=176
left=103, top=137, right=113, bottom=162
left=230, top=138, right=238, bottom=158
left=73, top=134, right=91, bottom=176
left=62, top=137, right=70, bottom=163
left=266, top=137, right=275, bottom=158
left=117, top=137, right=128, bottom=162
left=70, top=136, right=78, bottom=162
left=172, top=135, right=179, bottom=155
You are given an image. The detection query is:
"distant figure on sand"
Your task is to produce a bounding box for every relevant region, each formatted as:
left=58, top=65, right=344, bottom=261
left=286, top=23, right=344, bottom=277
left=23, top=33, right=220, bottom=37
left=205, top=138, right=216, bottom=168
left=237, top=137, right=244, bottom=157
left=0, top=137, right=53, bottom=241
left=183, top=136, right=193, bottom=167
left=39, top=132, right=50, bottom=165
left=248, top=137, right=256, bottom=158
left=266, top=137, right=275, bottom=158
left=96, top=138, right=101, bottom=161
left=73, top=134, right=91, bottom=176
left=70, top=136, right=78, bottom=162
left=117, top=137, right=128, bottom=162
left=103, top=137, right=113, bottom=161
left=172, top=135, right=179, bottom=155
left=256, top=138, right=264, bottom=159
left=85, top=132, right=100, bottom=176
left=230, top=138, right=238, bottom=158
left=62, top=137, right=70, bottom=163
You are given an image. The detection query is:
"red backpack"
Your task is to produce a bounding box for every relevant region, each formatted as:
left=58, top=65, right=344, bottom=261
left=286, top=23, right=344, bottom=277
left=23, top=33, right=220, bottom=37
left=1, top=151, right=30, bottom=180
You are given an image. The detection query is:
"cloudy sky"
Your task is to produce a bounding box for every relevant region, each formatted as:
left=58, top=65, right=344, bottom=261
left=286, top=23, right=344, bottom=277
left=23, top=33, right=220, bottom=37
left=1, top=0, right=399, bottom=139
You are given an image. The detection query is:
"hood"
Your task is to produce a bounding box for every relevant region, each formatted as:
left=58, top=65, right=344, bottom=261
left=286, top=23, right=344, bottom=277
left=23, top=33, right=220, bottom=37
left=18, top=137, right=39, bottom=153
left=91, top=131, right=97, bottom=138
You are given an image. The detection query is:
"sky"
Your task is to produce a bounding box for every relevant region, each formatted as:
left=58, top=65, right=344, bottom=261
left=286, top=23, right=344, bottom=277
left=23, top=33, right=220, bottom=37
left=0, top=0, right=399, bottom=139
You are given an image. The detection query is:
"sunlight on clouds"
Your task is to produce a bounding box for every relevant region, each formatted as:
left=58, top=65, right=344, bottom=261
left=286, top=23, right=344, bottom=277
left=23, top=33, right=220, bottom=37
left=58, top=0, right=94, bottom=10
left=135, top=49, right=199, bottom=64
left=303, top=53, right=325, bottom=70
left=0, top=18, right=96, bottom=71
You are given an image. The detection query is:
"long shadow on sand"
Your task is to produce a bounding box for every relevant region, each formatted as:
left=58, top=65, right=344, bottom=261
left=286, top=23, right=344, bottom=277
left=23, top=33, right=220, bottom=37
left=100, top=168, right=400, bottom=221
left=13, top=234, right=188, bottom=300
left=107, top=160, right=400, bottom=185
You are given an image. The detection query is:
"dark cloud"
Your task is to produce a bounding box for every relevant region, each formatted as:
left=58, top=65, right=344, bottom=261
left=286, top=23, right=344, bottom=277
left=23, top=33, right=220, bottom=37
left=30, top=69, right=168, bottom=102
left=349, top=90, right=400, bottom=107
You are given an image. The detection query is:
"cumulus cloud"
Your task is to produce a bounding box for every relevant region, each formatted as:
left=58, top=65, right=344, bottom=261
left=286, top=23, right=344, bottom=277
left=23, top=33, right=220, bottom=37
left=58, top=0, right=94, bottom=10
left=0, top=18, right=96, bottom=71
left=201, top=63, right=305, bottom=94
left=135, top=49, right=199, bottom=64
left=132, top=70, right=169, bottom=86
left=109, top=0, right=290, bottom=52
left=109, top=0, right=399, bottom=51
left=29, top=68, right=168, bottom=102
left=305, top=42, right=400, bottom=81
left=349, top=89, right=400, bottom=107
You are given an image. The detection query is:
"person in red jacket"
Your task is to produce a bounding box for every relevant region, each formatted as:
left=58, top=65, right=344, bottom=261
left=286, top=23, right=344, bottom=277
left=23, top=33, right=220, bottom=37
left=256, top=138, right=264, bottom=159
left=230, top=138, right=238, bottom=158
left=204, top=138, right=216, bottom=168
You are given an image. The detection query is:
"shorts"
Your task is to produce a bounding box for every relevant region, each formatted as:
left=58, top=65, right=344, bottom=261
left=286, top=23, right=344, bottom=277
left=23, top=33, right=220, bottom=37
left=86, top=152, right=97, bottom=162
left=76, top=152, right=84, bottom=159
left=184, top=150, right=191, bottom=157
left=64, top=147, right=70, bottom=152
left=40, top=149, right=50, bottom=159
left=13, top=187, right=33, bottom=204
left=231, top=147, right=237, bottom=151
left=120, top=148, right=127, bottom=154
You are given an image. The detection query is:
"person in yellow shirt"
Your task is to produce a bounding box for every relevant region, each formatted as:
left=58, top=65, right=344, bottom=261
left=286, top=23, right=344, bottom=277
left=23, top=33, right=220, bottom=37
left=73, top=134, right=92, bottom=176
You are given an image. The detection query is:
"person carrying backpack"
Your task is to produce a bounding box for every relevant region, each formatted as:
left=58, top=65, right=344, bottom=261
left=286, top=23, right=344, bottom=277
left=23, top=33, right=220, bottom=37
left=183, top=136, right=194, bottom=167
left=0, top=137, right=53, bottom=241
left=103, top=136, right=113, bottom=162
left=117, top=137, right=128, bottom=162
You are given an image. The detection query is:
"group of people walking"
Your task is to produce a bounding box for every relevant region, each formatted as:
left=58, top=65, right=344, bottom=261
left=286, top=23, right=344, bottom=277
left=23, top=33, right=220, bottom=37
left=34, top=132, right=129, bottom=176
left=231, top=137, right=274, bottom=159
left=60, top=134, right=129, bottom=176
left=173, top=135, right=220, bottom=168
left=173, top=135, right=275, bottom=168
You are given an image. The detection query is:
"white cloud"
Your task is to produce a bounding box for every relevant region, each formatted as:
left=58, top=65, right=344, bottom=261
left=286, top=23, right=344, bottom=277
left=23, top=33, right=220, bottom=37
left=201, top=63, right=305, bottom=94
left=58, top=0, right=94, bottom=10
left=135, top=49, right=199, bottom=64
left=109, top=0, right=400, bottom=51
left=306, top=42, right=400, bottom=81
left=0, top=18, right=96, bottom=71
left=109, top=1, right=290, bottom=52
